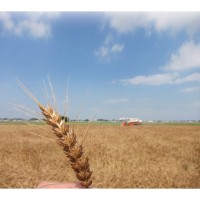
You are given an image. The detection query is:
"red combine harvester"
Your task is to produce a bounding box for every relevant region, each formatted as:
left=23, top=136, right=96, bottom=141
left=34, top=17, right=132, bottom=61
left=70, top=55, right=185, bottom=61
left=121, top=118, right=142, bottom=126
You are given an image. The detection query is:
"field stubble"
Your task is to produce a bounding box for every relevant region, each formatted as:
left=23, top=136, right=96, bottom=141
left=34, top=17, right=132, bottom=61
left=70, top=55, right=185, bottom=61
left=0, top=123, right=200, bottom=188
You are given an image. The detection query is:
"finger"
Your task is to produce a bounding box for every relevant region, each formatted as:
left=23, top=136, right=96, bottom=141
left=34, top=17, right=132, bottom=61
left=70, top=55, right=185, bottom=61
left=37, top=181, right=84, bottom=189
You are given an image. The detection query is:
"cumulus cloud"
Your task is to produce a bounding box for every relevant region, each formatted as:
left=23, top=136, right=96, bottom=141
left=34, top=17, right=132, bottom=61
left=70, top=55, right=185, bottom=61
left=15, top=19, right=51, bottom=38
left=164, top=41, right=200, bottom=71
left=121, top=73, right=200, bottom=85
left=106, top=12, right=200, bottom=36
left=120, top=41, right=200, bottom=86
left=0, top=12, right=60, bottom=38
left=107, top=13, right=200, bottom=87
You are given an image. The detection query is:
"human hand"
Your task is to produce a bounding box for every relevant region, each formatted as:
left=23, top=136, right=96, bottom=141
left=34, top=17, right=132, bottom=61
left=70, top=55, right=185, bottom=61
left=37, top=181, right=84, bottom=189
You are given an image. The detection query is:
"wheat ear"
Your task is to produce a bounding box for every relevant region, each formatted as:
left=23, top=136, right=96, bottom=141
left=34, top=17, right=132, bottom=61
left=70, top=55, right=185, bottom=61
left=38, top=103, right=92, bottom=188
left=16, top=78, right=92, bottom=188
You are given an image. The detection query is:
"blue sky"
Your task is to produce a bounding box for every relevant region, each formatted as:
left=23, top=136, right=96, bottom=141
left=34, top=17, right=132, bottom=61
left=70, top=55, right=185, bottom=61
left=0, top=12, right=200, bottom=120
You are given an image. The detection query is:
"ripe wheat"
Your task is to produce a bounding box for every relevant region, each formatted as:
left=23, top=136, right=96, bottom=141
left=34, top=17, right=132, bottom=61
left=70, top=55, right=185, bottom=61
left=16, top=79, right=92, bottom=188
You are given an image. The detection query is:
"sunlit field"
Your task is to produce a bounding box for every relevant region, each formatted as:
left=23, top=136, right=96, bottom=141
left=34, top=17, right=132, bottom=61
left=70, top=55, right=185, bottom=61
left=0, top=122, right=200, bottom=188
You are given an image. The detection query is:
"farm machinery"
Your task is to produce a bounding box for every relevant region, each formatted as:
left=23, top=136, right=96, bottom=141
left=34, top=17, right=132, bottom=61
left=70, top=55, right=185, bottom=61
left=121, top=118, right=142, bottom=126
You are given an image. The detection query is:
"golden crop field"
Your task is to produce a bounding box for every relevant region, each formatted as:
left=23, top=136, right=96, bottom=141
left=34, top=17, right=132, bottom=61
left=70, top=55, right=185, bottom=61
left=0, top=123, right=200, bottom=188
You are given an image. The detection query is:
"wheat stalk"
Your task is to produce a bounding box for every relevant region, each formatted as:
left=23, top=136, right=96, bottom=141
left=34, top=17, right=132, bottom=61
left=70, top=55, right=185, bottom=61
left=16, top=78, right=92, bottom=188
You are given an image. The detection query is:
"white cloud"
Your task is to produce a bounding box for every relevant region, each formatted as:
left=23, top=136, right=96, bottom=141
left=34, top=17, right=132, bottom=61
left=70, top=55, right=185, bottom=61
left=106, top=12, right=200, bottom=36
left=121, top=73, right=179, bottom=85
left=104, top=98, right=129, bottom=104
left=15, top=19, right=51, bottom=38
left=106, top=12, right=151, bottom=34
left=121, top=73, right=200, bottom=85
left=95, top=43, right=124, bottom=59
left=180, top=87, right=200, bottom=93
left=106, top=13, right=200, bottom=86
left=95, top=33, right=124, bottom=59
left=111, top=43, right=124, bottom=53
left=164, top=41, right=200, bottom=71
left=173, top=73, right=200, bottom=84
left=120, top=40, right=200, bottom=85
left=95, top=46, right=109, bottom=58
left=0, top=12, right=14, bottom=30
left=0, top=12, right=60, bottom=38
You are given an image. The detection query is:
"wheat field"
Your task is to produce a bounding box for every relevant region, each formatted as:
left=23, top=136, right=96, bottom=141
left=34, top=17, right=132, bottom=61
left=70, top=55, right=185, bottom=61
left=0, top=123, right=200, bottom=188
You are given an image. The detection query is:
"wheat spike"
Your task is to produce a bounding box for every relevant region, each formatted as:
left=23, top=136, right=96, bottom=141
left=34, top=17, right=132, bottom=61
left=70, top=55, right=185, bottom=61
left=38, top=103, right=92, bottom=188
left=16, top=78, right=92, bottom=188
